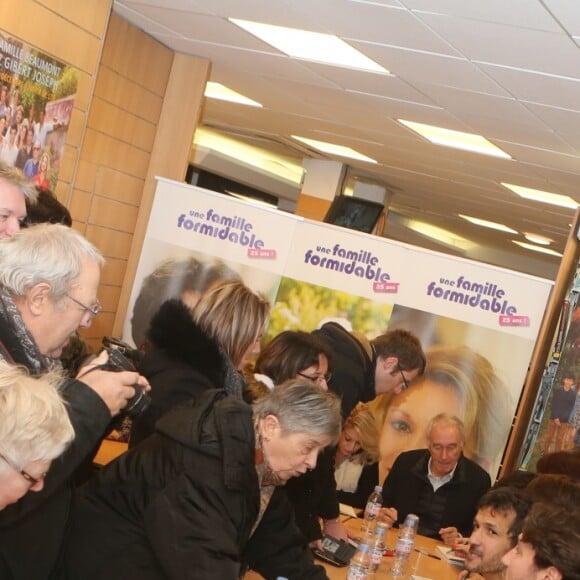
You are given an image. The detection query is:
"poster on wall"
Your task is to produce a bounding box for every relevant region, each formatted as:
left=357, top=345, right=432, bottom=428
left=0, top=31, right=77, bottom=190
left=124, top=178, right=554, bottom=482
left=520, top=265, right=580, bottom=471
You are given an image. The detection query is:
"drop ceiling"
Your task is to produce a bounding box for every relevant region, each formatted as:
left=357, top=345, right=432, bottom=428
left=113, top=0, right=580, bottom=279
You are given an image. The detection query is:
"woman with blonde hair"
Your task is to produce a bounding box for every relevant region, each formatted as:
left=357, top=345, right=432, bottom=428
left=370, top=345, right=511, bottom=482
left=0, top=362, right=74, bottom=510
left=335, top=403, right=380, bottom=509
left=130, top=280, right=271, bottom=446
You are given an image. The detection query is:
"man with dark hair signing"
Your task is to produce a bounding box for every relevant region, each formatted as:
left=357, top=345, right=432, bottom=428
left=457, top=487, right=532, bottom=580
left=314, top=322, right=426, bottom=416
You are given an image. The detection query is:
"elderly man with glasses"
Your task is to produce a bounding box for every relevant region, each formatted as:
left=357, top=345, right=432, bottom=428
left=0, top=223, right=149, bottom=580
left=378, top=414, right=491, bottom=545
left=313, top=322, right=426, bottom=417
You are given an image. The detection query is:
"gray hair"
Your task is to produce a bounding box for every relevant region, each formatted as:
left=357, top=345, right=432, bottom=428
left=0, top=224, right=104, bottom=299
left=427, top=413, right=466, bottom=445
left=0, top=160, right=38, bottom=203
left=253, top=378, right=342, bottom=444
left=0, top=361, right=74, bottom=469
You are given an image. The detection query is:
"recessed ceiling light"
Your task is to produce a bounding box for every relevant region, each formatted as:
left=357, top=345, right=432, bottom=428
left=291, top=135, right=377, bottom=163
left=204, top=82, right=262, bottom=107
left=406, top=219, right=475, bottom=251
left=501, top=183, right=578, bottom=209
left=229, top=18, right=389, bottom=74
left=459, top=214, right=517, bottom=234
left=523, top=233, right=552, bottom=246
left=512, top=241, right=562, bottom=257
left=397, top=119, right=511, bottom=159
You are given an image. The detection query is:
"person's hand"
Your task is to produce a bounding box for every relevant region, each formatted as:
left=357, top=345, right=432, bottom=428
left=452, top=536, right=470, bottom=559
left=323, top=519, right=349, bottom=543
left=76, top=350, right=150, bottom=416
left=439, top=526, right=460, bottom=546
left=309, top=539, right=323, bottom=551
left=378, top=506, right=398, bottom=526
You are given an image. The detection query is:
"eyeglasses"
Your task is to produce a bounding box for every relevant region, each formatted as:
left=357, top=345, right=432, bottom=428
left=397, top=363, right=410, bottom=391
left=66, top=293, right=102, bottom=317
left=298, top=371, right=332, bottom=385
left=0, top=452, right=47, bottom=487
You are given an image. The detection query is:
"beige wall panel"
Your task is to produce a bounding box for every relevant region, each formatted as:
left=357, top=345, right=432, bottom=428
left=94, top=67, right=163, bottom=123
left=37, top=0, right=111, bottom=36
left=74, top=160, right=98, bottom=193
left=94, top=167, right=144, bottom=206
left=83, top=312, right=115, bottom=341
left=98, top=284, right=122, bottom=313
left=82, top=129, right=150, bottom=177
left=58, top=145, right=79, bottom=183
left=89, top=196, right=139, bottom=233
left=101, top=257, right=128, bottom=287
left=88, top=97, right=156, bottom=150
left=66, top=108, right=86, bottom=148
left=74, top=72, right=94, bottom=112
left=86, top=224, right=133, bottom=260
left=70, top=189, right=92, bottom=223
left=102, top=14, right=172, bottom=93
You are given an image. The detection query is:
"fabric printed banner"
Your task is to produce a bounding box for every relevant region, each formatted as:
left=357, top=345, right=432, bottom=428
left=124, top=178, right=554, bottom=481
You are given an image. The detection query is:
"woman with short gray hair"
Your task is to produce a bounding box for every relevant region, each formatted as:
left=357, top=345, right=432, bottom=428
left=66, top=379, right=341, bottom=579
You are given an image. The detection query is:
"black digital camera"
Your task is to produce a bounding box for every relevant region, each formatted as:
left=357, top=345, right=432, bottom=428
left=101, top=337, right=150, bottom=417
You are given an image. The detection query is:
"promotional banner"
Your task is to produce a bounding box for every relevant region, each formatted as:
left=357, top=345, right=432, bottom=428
left=124, top=178, right=554, bottom=481
left=0, top=30, right=77, bottom=190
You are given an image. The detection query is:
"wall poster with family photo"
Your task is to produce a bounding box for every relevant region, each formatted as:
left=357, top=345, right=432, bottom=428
left=122, top=178, right=554, bottom=482
left=0, top=30, right=77, bottom=190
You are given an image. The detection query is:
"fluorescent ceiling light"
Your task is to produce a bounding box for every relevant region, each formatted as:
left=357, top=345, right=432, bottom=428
left=398, top=119, right=511, bottom=159
left=524, top=233, right=552, bottom=246
left=459, top=214, right=517, bottom=234
left=406, top=218, right=475, bottom=251
left=194, top=127, right=304, bottom=185
left=229, top=18, right=388, bottom=74
left=204, top=82, right=262, bottom=108
left=501, top=183, right=578, bottom=209
left=292, top=135, right=377, bottom=164
left=513, top=241, right=562, bottom=257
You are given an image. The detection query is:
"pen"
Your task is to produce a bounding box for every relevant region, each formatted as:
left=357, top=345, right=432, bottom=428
left=414, top=547, right=441, bottom=560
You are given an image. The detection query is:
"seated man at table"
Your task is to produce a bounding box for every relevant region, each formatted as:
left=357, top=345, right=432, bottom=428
left=378, top=413, right=491, bottom=544
left=458, top=487, right=531, bottom=580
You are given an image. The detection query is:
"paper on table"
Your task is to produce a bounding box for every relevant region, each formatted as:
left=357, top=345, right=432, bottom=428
left=435, top=545, right=466, bottom=566
left=339, top=503, right=360, bottom=518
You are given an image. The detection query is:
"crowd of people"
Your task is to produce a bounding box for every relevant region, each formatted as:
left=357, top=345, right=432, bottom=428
left=0, top=157, right=579, bottom=579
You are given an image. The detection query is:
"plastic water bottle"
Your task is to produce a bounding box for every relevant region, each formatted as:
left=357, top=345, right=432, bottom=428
left=361, top=484, right=383, bottom=534
left=390, top=513, right=419, bottom=576
left=368, top=520, right=389, bottom=574
left=347, top=538, right=371, bottom=580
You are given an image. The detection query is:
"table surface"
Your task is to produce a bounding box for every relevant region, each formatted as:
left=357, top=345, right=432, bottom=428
left=245, top=517, right=462, bottom=579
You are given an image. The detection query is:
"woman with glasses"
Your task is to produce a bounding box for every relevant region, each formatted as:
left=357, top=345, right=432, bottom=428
left=253, top=330, right=349, bottom=548
left=0, top=361, right=74, bottom=510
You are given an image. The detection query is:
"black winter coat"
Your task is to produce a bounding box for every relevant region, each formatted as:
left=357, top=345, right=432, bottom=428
left=0, top=313, right=112, bottom=580
left=313, top=322, right=375, bottom=417
left=130, top=299, right=243, bottom=447
left=65, top=389, right=327, bottom=580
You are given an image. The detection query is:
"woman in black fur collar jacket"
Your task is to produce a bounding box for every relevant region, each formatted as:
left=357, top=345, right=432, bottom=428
left=130, top=281, right=270, bottom=447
